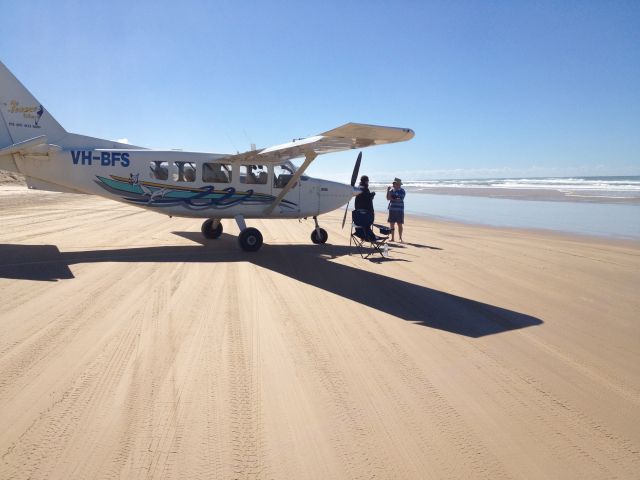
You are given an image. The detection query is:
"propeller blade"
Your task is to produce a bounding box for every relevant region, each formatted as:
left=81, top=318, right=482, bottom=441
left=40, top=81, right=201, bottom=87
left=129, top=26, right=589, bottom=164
left=350, top=151, right=362, bottom=187
left=341, top=200, right=350, bottom=229
left=344, top=152, right=362, bottom=229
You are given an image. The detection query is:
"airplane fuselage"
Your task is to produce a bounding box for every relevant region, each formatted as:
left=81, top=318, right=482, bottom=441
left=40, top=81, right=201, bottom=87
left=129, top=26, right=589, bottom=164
left=15, top=147, right=355, bottom=219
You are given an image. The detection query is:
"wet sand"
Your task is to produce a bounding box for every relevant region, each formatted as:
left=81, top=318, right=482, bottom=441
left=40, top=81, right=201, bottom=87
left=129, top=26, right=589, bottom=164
left=1, top=187, right=639, bottom=479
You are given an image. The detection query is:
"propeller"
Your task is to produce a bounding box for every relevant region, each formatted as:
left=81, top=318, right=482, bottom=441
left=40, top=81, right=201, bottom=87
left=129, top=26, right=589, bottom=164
left=341, top=151, right=362, bottom=229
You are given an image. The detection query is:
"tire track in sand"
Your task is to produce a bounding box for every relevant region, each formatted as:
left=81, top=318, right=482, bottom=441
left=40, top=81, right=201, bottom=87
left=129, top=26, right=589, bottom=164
left=255, top=265, right=396, bottom=480
left=460, top=336, right=640, bottom=478
left=224, top=264, right=267, bottom=480
left=0, top=290, right=147, bottom=479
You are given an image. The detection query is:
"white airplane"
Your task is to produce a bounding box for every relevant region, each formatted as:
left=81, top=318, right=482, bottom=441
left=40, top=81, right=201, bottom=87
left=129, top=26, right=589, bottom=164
left=0, top=61, right=414, bottom=251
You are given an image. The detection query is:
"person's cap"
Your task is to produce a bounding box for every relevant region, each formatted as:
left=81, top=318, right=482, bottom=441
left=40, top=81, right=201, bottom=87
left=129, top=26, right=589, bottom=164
left=360, top=175, right=369, bottom=183
left=393, top=177, right=402, bottom=185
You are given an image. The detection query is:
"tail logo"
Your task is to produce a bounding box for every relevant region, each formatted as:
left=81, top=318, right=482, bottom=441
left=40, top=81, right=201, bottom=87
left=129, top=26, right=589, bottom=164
left=7, top=100, right=38, bottom=115
left=4, top=100, right=43, bottom=128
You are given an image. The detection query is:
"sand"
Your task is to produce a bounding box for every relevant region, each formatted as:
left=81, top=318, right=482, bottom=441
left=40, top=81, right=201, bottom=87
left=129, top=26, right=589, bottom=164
left=1, top=186, right=639, bottom=479
left=0, top=170, right=25, bottom=185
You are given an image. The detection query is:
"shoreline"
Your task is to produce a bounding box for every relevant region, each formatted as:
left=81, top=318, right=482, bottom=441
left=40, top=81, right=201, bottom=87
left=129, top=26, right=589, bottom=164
left=394, top=210, right=640, bottom=245
left=372, top=186, right=640, bottom=204
left=400, top=210, right=640, bottom=248
left=371, top=190, right=640, bottom=241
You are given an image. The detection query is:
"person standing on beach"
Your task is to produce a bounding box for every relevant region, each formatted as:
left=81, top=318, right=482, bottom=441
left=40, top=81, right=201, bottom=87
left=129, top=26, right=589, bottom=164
left=387, top=178, right=405, bottom=242
left=354, top=175, right=376, bottom=218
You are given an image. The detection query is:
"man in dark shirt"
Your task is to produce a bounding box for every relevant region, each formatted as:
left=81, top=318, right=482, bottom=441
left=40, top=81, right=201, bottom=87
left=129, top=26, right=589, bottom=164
left=354, top=175, right=376, bottom=217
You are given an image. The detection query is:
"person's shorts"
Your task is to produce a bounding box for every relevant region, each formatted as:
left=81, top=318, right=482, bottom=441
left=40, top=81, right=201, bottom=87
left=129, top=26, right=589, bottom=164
left=388, top=210, right=404, bottom=224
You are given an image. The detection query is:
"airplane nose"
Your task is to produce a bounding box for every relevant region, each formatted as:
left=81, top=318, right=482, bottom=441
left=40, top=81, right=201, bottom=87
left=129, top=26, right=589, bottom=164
left=316, top=180, right=359, bottom=214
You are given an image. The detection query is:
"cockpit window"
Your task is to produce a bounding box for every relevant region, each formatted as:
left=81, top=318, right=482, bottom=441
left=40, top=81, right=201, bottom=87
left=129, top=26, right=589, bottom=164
left=173, top=162, right=196, bottom=182
left=274, top=164, right=295, bottom=189
left=281, top=160, right=297, bottom=174
left=273, top=161, right=308, bottom=188
left=203, top=163, right=232, bottom=183
left=149, top=161, right=168, bottom=180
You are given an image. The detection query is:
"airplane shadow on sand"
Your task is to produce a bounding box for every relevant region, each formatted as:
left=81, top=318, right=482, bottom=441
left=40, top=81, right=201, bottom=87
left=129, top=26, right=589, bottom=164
left=0, top=235, right=542, bottom=338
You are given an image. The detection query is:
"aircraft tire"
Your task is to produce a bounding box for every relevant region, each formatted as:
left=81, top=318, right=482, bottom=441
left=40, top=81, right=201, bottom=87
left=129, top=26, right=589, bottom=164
left=311, top=228, right=328, bottom=244
left=238, top=227, right=263, bottom=252
left=201, top=219, right=223, bottom=239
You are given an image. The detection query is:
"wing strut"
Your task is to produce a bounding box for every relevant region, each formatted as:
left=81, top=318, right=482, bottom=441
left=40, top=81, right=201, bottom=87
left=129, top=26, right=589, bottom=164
left=264, top=151, right=317, bottom=216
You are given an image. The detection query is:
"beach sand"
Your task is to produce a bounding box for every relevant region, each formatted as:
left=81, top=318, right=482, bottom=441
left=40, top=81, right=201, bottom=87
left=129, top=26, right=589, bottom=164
left=1, top=187, right=639, bottom=479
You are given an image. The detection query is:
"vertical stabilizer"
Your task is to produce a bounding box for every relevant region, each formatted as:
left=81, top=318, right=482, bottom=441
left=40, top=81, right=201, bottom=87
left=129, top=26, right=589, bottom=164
left=0, top=61, right=67, bottom=148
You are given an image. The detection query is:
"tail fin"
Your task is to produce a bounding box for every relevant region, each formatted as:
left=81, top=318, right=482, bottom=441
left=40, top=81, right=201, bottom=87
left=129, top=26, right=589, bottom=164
left=0, top=61, right=67, bottom=149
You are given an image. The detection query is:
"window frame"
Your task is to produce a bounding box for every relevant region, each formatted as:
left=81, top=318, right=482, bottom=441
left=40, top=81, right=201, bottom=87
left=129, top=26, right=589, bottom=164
left=240, top=164, right=269, bottom=186
left=172, top=161, right=196, bottom=183
left=202, top=162, right=233, bottom=184
left=149, top=161, right=169, bottom=181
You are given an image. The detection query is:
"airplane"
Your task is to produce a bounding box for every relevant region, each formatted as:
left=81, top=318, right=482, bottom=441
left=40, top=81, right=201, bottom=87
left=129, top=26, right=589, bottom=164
left=0, top=61, right=414, bottom=251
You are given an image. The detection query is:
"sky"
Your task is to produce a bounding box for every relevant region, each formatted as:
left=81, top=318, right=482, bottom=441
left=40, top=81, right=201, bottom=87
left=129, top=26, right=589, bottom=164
left=1, top=0, right=639, bottom=181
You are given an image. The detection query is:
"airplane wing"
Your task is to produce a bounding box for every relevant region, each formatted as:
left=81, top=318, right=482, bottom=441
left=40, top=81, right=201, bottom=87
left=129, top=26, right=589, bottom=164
left=222, top=123, right=414, bottom=164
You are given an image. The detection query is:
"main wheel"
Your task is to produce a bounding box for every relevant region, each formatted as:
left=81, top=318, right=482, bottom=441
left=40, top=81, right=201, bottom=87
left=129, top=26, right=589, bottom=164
left=238, top=227, right=263, bottom=252
left=311, top=228, right=328, bottom=244
left=201, top=219, right=223, bottom=239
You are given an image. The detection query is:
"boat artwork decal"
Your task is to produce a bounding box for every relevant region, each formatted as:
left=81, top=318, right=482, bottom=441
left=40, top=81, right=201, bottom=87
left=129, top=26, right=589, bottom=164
left=94, top=174, right=297, bottom=211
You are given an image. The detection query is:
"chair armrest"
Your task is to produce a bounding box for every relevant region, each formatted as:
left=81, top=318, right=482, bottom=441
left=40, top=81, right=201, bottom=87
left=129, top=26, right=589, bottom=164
left=373, top=224, right=393, bottom=235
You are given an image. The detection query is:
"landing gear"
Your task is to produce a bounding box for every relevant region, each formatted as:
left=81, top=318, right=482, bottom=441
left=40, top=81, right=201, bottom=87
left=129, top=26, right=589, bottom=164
left=310, top=216, right=328, bottom=244
left=311, top=228, right=328, bottom=244
left=238, top=228, right=263, bottom=252
left=201, top=218, right=223, bottom=239
left=235, top=215, right=263, bottom=252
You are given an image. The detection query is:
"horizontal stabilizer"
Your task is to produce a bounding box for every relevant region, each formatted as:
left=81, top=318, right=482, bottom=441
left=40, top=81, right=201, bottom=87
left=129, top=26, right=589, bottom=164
left=0, top=135, right=48, bottom=156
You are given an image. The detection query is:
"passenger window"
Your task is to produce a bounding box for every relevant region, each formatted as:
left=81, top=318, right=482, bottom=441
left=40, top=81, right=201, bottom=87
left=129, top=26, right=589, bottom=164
left=240, top=165, right=268, bottom=185
left=173, top=162, right=196, bottom=182
left=149, top=161, right=168, bottom=181
left=202, top=163, right=232, bottom=183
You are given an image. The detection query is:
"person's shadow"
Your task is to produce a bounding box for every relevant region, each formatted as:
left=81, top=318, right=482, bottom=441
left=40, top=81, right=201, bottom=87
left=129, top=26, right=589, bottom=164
left=0, top=236, right=542, bottom=338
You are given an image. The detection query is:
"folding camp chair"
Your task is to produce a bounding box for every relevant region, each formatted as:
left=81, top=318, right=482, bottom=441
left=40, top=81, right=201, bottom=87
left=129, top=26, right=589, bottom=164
left=349, top=209, right=392, bottom=258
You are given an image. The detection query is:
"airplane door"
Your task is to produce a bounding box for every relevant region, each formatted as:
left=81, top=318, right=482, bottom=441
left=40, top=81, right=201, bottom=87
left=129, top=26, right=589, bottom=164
left=271, top=165, right=300, bottom=215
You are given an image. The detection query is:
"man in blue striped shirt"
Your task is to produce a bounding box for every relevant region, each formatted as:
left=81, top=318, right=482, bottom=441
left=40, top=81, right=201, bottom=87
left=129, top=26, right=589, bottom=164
left=386, top=177, right=406, bottom=242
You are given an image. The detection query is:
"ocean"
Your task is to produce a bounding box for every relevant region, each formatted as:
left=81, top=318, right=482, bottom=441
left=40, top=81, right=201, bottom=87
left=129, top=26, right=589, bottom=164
left=370, top=176, right=640, bottom=240
left=371, top=176, right=640, bottom=200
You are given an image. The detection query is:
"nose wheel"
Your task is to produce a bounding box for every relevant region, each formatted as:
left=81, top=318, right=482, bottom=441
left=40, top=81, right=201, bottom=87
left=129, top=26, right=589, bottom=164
left=311, top=228, right=328, bottom=244
left=310, top=216, right=328, bottom=244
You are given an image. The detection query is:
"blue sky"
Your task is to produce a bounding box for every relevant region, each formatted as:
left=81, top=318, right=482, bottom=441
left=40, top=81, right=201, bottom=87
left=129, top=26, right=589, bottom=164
left=2, top=0, right=638, bottom=180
